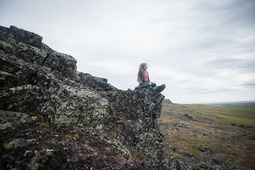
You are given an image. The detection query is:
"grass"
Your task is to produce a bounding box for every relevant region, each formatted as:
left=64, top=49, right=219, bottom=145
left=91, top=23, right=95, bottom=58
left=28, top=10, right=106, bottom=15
left=160, top=100, right=255, bottom=170
left=184, top=103, right=255, bottom=128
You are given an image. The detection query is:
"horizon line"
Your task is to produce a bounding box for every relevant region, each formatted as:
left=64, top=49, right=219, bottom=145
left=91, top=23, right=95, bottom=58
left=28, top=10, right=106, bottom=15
left=169, top=100, right=255, bottom=105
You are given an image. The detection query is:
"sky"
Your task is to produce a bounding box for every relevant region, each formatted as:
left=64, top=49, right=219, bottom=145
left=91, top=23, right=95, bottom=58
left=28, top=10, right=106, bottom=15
left=1, top=0, right=255, bottom=103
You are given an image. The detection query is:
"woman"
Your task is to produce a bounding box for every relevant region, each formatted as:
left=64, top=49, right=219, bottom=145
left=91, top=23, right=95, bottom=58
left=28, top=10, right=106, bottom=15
left=137, top=62, right=156, bottom=88
left=136, top=62, right=165, bottom=92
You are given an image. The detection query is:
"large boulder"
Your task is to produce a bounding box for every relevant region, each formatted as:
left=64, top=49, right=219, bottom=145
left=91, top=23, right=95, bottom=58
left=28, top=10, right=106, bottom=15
left=0, top=25, right=169, bottom=169
left=1, top=25, right=43, bottom=48
left=104, top=88, right=170, bottom=167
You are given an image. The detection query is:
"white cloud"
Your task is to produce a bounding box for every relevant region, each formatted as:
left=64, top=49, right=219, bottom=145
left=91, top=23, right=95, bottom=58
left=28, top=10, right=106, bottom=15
left=1, top=0, right=255, bottom=103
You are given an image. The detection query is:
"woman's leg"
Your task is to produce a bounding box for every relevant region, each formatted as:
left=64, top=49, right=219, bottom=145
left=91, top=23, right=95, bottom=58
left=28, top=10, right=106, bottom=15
left=140, top=82, right=151, bottom=88
left=140, top=82, right=157, bottom=88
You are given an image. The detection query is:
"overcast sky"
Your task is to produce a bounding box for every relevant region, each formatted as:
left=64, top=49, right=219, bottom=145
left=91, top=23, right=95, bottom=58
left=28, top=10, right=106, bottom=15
left=1, top=0, right=255, bottom=103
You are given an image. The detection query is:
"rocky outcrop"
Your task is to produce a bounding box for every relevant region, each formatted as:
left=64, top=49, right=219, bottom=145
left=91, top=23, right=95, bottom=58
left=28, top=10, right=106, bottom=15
left=1, top=26, right=43, bottom=48
left=0, top=25, right=169, bottom=169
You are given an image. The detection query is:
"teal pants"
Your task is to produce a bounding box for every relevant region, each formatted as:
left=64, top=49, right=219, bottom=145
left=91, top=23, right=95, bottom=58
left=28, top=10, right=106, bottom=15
left=140, top=82, right=156, bottom=88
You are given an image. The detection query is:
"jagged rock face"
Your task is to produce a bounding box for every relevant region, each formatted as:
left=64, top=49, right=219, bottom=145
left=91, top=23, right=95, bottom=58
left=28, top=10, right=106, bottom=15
left=105, top=89, right=169, bottom=166
left=108, top=89, right=165, bottom=148
left=0, top=25, right=169, bottom=169
left=3, top=25, right=43, bottom=48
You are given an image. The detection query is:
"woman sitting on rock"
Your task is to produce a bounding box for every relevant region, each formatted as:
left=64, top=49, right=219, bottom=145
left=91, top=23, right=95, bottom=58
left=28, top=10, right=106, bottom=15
left=136, top=62, right=165, bottom=92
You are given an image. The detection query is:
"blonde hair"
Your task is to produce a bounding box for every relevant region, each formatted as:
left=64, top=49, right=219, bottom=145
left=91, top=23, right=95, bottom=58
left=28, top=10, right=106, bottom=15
left=137, top=63, right=146, bottom=82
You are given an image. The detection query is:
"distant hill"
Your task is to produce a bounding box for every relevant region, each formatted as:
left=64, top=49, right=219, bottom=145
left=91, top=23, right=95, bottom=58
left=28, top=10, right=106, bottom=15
left=205, top=101, right=255, bottom=105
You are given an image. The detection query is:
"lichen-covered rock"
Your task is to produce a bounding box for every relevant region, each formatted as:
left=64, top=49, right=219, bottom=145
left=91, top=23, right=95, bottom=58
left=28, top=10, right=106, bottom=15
left=103, top=88, right=170, bottom=168
left=0, top=110, right=39, bottom=130
left=42, top=51, right=77, bottom=77
left=0, top=25, right=170, bottom=169
left=0, top=26, right=108, bottom=129
left=77, top=72, right=117, bottom=91
left=0, top=25, right=43, bottom=48
left=4, top=138, right=37, bottom=149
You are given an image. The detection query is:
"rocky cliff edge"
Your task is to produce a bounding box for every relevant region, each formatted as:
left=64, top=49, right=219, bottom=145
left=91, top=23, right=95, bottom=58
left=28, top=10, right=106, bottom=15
left=0, top=25, right=170, bottom=169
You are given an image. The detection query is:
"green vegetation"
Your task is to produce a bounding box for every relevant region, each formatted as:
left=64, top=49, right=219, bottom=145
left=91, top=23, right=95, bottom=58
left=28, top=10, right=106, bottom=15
left=184, top=103, right=255, bottom=128
left=160, top=100, right=255, bottom=170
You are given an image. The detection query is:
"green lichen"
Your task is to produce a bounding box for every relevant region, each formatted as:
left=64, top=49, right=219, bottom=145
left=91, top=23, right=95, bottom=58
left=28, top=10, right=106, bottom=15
left=57, top=115, right=72, bottom=125
left=9, top=87, right=15, bottom=93
left=4, top=138, right=37, bottom=149
left=7, top=104, right=13, bottom=110
left=0, top=123, right=12, bottom=130
left=7, top=38, right=16, bottom=45
left=61, top=102, right=68, bottom=108
left=31, top=116, right=38, bottom=121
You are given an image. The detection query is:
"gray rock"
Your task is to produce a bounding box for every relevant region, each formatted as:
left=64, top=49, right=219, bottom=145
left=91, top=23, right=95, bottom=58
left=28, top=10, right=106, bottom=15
left=0, top=25, right=170, bottom=169
left=8, top=25, right=42, bottom=48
